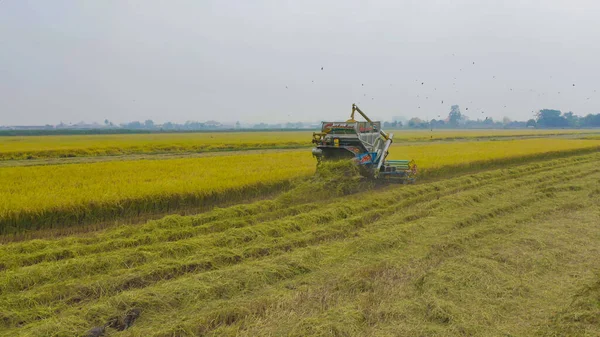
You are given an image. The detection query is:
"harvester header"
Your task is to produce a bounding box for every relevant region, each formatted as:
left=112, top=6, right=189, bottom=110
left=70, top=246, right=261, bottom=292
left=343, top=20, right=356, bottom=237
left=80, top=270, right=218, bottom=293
left=312, top=104, right=417, bottom=183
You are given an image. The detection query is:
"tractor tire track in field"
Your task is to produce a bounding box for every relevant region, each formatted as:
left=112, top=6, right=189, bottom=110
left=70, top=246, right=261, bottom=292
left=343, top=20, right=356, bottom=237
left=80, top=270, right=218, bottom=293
left=1, top=153, right=599, bottom=334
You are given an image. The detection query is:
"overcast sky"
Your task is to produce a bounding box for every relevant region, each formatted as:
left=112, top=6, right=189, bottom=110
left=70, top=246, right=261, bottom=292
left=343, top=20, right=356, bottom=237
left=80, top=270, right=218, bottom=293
left=1, top=0, right=599, bottom=125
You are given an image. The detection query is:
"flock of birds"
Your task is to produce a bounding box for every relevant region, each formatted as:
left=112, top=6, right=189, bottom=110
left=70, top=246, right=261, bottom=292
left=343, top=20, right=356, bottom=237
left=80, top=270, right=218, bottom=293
left=283, top=59, right=597, bottom=122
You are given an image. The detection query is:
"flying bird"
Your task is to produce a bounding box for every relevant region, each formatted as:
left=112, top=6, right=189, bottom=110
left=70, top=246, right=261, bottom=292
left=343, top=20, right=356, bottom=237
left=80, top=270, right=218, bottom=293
left=441, top=100, right=444, bottom=104
left=421, top=82, right=424, bottom=85
left=573, top=84, right=575, bottom=86
left=473, top=61, right=475, bottom=64
left=321, top=67, right=323, bottom=70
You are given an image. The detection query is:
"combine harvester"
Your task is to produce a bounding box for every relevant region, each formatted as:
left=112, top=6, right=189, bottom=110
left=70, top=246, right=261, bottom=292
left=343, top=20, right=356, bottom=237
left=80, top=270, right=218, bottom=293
left=312, top=104, right=417, bottom=183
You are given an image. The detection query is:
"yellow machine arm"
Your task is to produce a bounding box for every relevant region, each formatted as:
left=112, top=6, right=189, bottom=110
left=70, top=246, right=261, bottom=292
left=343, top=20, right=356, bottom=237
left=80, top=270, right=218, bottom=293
left=347, top=104, right=390, bottom=140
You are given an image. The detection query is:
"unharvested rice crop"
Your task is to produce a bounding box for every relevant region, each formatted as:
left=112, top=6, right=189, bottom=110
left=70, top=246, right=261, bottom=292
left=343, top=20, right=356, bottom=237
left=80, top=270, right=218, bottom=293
left=1, top=138, right=599, bottom=234
left=0, top=132, right=310, bottom=160
left=0, top=152, right=315, bottom=234
left=1, top=129, right=598, bottom=160
left=390, top=138, right=600, bottom=176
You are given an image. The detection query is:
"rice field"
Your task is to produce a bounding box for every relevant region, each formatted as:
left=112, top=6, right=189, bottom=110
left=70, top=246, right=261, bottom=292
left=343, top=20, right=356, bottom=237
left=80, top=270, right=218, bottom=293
left=391, top=138, right=600, bottom=176
left=1, top=128, right=599, bottom=160
left=1, top=138, right=600, bottom=235
left=0, top=152, right=599, bottom=336
left=0, top=132, right=310, bottom=161
left=1, top=131, right=600, bottom=337
left=0, top=152, right=315, bottom=235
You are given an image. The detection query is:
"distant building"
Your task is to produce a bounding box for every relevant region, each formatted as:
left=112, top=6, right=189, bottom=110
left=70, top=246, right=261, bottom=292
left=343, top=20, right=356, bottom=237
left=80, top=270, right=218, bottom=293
left=6, top=125, right=54, bottom=130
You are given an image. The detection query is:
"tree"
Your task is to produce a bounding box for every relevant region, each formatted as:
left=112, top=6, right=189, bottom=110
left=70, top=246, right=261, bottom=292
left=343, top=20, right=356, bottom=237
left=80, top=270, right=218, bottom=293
left=563, top=111, right=579, bottom=127
left=253, top=123, right=268, bottom=129
left=526, top=119, right=537, bottom=128
left=536, top=109, right=567, bottom=128
left=144, top=120, right=155, bottom=129
left=384, top=121, right=401, bottom=128
left=582, top=113, right=600, bottom=127
left=430, top=119, right=445, bottom=128
left=448, top=105, right=462, bottom=127
left=408, top=117, right=428, bottom=129
left=125, top=121, right=143, bottom=129
left=408, top=117, right=422, bottom=128
left=483, top=117, right=494, bottom=126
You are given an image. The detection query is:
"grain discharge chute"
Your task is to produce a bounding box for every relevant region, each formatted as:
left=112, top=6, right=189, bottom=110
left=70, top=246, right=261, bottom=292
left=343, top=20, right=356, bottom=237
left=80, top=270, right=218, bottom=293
left=312, top=104, right=417, bottom=183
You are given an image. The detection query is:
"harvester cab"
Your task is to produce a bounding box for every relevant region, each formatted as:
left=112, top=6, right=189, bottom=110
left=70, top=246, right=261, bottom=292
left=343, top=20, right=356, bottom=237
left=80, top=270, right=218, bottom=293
left=311, top=104, right=417, bottom=183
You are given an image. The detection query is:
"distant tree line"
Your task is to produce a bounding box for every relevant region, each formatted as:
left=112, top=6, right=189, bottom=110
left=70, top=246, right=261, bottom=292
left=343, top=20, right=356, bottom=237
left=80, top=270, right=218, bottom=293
left=3, top=106, right=600, bottom=137
left=531, top=109, right=600, bottom=128
left=400, top=105, right=600, bottom=129
left=119, top=120, right=224, bottom=130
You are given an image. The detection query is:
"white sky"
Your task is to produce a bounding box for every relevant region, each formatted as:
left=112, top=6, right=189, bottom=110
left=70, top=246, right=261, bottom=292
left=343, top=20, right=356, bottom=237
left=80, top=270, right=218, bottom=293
left=1, top=0, right=599, bottom=125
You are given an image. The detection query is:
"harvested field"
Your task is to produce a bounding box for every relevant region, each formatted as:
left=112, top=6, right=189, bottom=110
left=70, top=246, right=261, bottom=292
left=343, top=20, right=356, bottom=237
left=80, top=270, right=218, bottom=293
left=1, top=152, right=599, bottom=336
